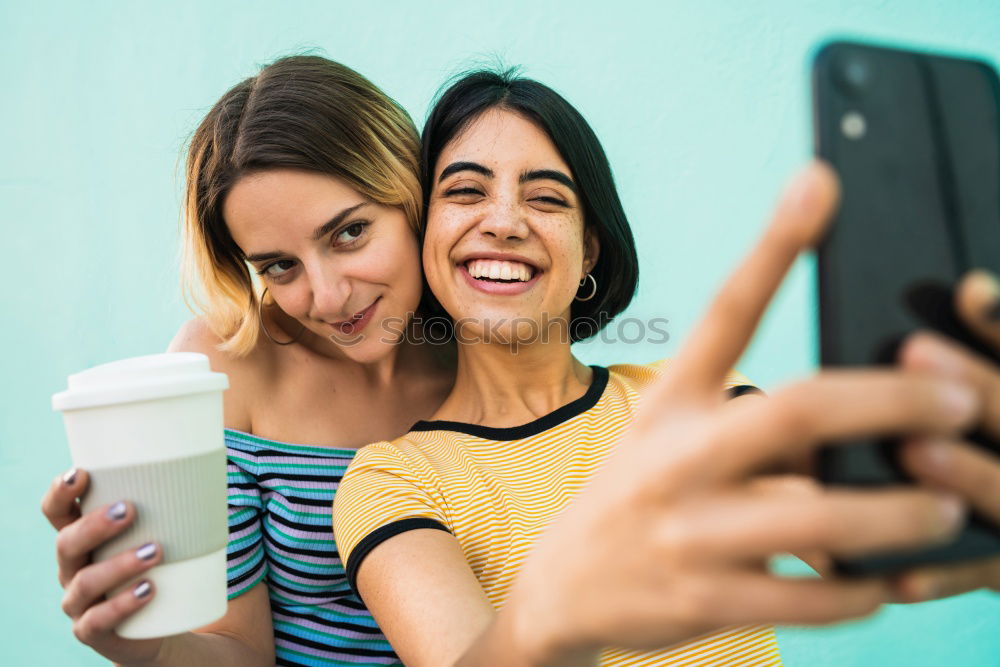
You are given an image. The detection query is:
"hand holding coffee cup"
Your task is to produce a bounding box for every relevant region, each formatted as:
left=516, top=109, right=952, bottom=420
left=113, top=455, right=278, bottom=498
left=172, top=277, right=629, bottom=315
left=51, top=353, right=229, bottom=640
left=43, top=468, right=168, bottom=663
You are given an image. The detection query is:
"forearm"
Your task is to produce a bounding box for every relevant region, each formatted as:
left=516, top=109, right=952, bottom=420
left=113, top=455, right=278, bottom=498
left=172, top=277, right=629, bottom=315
left=116, top=630, right=271, bottom=667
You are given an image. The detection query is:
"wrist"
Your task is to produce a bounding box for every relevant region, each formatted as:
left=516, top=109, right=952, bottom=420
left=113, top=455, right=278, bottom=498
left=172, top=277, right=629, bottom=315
left=117, top=635, right=172, bottom=667
left=504, top=583, right=598, bottom=667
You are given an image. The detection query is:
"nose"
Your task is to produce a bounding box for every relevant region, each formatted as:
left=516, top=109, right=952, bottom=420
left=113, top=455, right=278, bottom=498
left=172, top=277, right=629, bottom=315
left=478, top=197, right=529, bottom=241
left=306, top=260, right=352, bottom=321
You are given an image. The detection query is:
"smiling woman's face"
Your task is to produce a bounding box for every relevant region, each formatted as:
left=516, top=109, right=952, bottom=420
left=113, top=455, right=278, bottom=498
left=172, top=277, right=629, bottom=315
left=224, top=169, right=423, bottom=362
left=424, top=109, right=599, bottom=344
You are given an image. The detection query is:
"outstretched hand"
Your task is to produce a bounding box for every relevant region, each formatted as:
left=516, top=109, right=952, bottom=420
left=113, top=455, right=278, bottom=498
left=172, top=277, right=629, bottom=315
left=511, top=162, right=980, bottom=657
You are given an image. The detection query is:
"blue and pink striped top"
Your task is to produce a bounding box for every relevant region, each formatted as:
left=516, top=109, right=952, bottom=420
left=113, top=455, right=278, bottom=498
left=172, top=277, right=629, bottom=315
left=225, top=428, right=400, bottom=666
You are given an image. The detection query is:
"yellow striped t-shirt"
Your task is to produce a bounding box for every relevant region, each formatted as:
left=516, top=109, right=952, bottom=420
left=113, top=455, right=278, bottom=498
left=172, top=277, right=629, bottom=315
left=334, top=362, right=781, bottom=666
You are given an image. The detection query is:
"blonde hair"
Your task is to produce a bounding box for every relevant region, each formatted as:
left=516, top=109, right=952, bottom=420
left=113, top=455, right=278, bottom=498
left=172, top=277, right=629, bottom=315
left=181, top=55, right=421, bottom=356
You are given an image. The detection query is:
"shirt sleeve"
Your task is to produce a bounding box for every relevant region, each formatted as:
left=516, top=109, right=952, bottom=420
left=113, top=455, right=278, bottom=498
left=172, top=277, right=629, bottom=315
left=225, top=443, right=268, bottom=599
left=721, top=369, right=763, bottom=398
left=333, top=441, right=450, bottom=596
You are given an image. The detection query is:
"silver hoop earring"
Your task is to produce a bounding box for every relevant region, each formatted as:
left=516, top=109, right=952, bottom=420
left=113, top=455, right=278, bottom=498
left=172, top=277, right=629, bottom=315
left=575, top=273, right=597, bottom=302
left=258, top=287, right=306, bottom=345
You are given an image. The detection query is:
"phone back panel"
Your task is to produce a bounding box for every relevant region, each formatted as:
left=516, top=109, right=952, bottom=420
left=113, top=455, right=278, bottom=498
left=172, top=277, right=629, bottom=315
left=814, top=41, right=1000, bottom=575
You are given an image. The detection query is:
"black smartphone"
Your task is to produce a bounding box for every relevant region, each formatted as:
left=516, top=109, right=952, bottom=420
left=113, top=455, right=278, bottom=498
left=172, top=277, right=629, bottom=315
left=814, top=40, right=1000, bottom=575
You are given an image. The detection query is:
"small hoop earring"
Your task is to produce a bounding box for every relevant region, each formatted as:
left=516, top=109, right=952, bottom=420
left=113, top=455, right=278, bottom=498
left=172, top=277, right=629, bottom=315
left=258, top=288, right=306, bottom=345
left=575, top=273, right=597, bottom=302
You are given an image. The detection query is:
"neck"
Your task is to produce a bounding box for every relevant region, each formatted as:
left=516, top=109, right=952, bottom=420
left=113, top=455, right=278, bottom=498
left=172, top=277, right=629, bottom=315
left=432, top=335, right=592, bottom=428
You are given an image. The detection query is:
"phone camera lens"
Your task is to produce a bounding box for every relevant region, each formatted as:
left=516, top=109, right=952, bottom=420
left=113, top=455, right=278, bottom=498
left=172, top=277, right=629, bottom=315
left=844, top=59, right=869, bottom=87
left=835, top=54, right=871, bottom=95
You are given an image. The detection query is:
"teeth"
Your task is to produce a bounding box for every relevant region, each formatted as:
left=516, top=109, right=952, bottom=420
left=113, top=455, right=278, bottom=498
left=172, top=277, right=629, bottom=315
left=466, top=259, right=534, bottom=282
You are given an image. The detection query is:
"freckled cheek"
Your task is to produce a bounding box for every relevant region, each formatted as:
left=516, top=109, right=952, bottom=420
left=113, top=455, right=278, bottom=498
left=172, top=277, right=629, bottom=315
left=544, top=225, right=586, bottom=272
left=423, top=214, right=465, bottom=289
left=540, top=230, right=587, bottom=309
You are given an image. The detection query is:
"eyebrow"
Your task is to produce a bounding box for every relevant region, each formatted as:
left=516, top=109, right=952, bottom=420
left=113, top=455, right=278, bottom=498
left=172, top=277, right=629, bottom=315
left=438, top=161, right=493, bottom=182
left=245, top=202, right=368, bottom=263
left=438, top=161, right=577, bottom=194
left=519, top=169, right=577, bottom=193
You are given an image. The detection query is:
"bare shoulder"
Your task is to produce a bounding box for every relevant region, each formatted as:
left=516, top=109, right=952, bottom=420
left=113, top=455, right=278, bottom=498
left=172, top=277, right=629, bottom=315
left=169, top=317, right=229, bottom=355
left=167, top=317, right=266, bottom=431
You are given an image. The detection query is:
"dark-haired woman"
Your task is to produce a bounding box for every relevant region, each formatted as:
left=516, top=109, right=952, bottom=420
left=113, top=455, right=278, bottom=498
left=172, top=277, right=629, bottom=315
left=334, top=71, right=999, bottom=665
left=41, top=56, right=453, bottom=666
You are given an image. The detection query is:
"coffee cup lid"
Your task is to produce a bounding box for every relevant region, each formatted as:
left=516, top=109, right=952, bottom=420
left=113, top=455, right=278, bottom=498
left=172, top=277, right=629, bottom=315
left=52, top=352, right=229, bottom=412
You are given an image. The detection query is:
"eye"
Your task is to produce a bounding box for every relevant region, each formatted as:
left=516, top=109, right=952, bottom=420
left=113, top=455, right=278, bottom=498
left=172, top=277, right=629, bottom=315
left=335, top=221, right=370, bottom=246
left=258, top=259, right=295, bottom=279
left=530, top=195, right=569, bottom=207
left=528, top=189, right=570, bottom=208
left=443, top=186, right=486, bottom=201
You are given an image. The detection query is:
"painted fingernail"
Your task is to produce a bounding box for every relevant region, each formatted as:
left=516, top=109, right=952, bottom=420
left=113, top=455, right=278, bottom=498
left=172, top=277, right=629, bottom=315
left=133, top=580, right=152, bottom=599
left=62, top=469, right=78, bottom=486
left=106, top=501, right=127, bottom=521
left=136, top=543, right=157, bottom=561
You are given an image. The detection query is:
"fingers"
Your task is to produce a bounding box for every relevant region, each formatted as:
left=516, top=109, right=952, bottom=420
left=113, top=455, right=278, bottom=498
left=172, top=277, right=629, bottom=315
left=72, top=580, right=155, bottom=647
left=56, top=501, right=135, bottom=588
left=900, top=439, right=1000, bottom=524
left=734, top=573, right=889, bottom=626
left=664, top=161, right=840, bottom=399
left=899, top=331, right=1000, bottom=439
left=954, top=270, right=1000, bottom=349
left=700, top=370, right=979, bottom=485
left=659, top=487, right=963, bottom=563
left=62, top=543, right=160, bottom=619
left=892, top=556, right=1000, bottom=603
left=684, top=571, right=888, bottom=628
left=42, top=468, right=89, bottom=531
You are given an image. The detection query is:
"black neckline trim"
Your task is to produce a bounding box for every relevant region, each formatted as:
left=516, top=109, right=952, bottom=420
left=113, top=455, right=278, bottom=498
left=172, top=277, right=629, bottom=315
left=409, top=365, right=609, bottom=441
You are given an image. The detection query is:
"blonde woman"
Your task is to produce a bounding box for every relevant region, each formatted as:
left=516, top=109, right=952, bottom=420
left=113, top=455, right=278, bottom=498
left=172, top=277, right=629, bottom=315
left=41, top=56, right=453, bottom=667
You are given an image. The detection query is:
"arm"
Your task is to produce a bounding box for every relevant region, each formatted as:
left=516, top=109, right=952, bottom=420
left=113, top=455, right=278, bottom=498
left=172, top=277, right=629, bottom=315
left=128, top=583, right=274, bottom=667
left=358, top=530, right=497, bottom=666
left=41, top=318, right=275, bottom=666
left=357, top=530, right=594, bottom=667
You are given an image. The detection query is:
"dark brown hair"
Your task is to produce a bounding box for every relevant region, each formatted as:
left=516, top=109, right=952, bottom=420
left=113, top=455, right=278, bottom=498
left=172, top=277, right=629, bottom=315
left=421, top=68, right=638, bottom=342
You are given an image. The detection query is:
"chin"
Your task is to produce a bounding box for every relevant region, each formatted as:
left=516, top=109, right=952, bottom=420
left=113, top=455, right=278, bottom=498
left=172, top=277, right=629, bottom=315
left=334, top=336, right=400, bottom=364
left=449, top=310, right=552, bottom=347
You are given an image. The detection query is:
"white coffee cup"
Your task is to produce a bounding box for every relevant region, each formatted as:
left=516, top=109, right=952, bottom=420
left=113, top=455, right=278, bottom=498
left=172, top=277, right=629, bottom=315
left=52, top=352, right=229, bottom=639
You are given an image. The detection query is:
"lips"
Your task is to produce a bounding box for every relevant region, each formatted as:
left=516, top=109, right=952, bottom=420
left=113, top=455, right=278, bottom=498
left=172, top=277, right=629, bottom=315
left=330, top=298, right=379, bottom=336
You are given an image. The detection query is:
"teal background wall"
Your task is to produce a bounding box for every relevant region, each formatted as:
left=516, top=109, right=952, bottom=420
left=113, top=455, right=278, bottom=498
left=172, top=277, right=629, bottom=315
left=3, top=0, right=998, bottom=664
